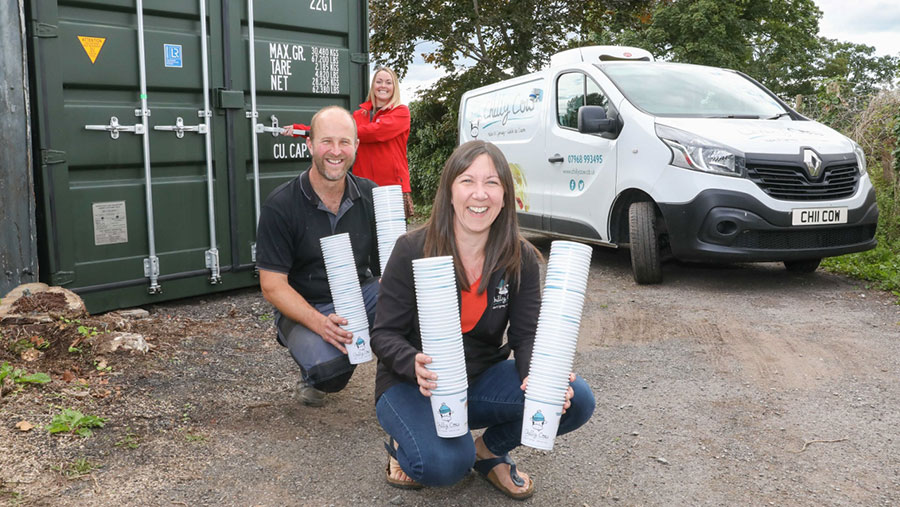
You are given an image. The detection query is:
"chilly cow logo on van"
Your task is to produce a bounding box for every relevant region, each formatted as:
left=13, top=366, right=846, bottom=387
left=466, top=83, right=543, bottom=141
left=482, top=88, right=542, bottom=128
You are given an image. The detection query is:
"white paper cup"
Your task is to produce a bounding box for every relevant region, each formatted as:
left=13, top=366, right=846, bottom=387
left=528, top=360, right=575, bottom=379
left=426, top=354, right=466, bottom=370
left=529, top=348, right=577, bottom=364
left=345, top=328, right=373, bottom=364
left=431, top=390, right=468, bottom=438
left=432, top=379, right=469, bottom=395
left=422, top=346, right=466, bottom=362
left=532, top=341, right=577, bottom=358
left=321, top=233, right=372, bottom=364
left=525, top=379, right=571, bottom=399
left=424, top=342, right=465, bottom=354
left=528, top=366, right=575, bottom=385
left=429, top=363, right=468, bottom=376
left=520, top=397, right=564, bottom=450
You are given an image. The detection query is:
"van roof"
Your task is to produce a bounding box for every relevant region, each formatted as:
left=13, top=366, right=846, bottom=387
left=550, top=46, right=654, bottom=67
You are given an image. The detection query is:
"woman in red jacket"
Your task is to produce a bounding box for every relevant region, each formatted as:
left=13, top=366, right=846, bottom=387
left=354, top=66, right=413, bottom=217
left=283, top=67, right=413, bottom=216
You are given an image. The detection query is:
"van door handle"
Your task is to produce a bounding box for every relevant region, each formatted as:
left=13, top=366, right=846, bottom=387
left=548, top=154, right=564, bottom=163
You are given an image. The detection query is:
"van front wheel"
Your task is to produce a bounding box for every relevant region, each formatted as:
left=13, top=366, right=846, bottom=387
left=784, top=258, right=821, bottom=273
left=629, top=201, right=663, bottom=284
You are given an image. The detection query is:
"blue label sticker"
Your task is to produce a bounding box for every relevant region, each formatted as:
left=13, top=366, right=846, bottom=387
left=164, top=44, right=183, bottom=68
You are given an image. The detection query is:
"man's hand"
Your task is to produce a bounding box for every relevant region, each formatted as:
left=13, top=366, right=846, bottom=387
left=314, top=313, right=353, bottom=354
left=259, top=270, right=351, bottom=352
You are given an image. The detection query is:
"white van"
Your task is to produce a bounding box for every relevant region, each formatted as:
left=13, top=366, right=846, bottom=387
left=459, top=46, right=878, bottom=283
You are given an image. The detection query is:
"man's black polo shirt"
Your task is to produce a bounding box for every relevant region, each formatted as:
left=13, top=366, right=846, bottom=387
left=256, top=169, right=380, bottom=305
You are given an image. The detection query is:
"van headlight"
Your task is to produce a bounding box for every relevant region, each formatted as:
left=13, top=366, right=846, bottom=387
left=656, top=124, right=745, bottom=177
left=852, top=141, right=867, bottom=175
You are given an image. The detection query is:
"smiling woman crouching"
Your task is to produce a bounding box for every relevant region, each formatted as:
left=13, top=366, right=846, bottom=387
left=370, top=140, right=596, bottom=500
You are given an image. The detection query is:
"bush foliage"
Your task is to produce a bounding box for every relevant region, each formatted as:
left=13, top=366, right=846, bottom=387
left=808, top=89, right=900, bottom=295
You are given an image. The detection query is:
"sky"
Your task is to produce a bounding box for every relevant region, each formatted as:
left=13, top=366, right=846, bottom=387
left=381, top=0, right=900, bottom=104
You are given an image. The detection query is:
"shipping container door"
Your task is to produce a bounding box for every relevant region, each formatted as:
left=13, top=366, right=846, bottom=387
left=28, top=0, right=368, bottom=313
left=228, top=0, right=368, bottom=266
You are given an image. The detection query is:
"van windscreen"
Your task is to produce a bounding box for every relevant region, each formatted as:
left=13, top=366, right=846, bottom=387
left=600, top=63, right=787, bottom=118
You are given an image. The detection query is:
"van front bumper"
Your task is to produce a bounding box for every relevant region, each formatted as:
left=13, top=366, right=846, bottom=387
left=657, top=188, right=878, bottom=262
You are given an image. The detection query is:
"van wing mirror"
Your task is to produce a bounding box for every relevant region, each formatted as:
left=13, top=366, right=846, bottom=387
left=578, top=106, right=616, bottom=134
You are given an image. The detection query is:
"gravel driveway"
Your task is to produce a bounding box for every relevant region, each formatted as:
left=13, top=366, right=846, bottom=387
left=2, top=234, right=899, bottom=506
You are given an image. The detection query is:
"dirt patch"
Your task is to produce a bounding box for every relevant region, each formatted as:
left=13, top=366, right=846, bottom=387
left=10, top=293, right=68, bottom=315
left=2, top=240, right=900, bottom=506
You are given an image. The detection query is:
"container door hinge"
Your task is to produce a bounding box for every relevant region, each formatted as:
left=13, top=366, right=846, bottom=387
left=49, top=271, right=74, bottom=286
left=143, top=256, right=162, bottom=294
left=250, top=243, right=257, bottom=263
left=41, top=149, right=66, bottom=165
left=350, top=52, right=369, bottom=64
left=33, top=22, right=58, bottom=38
left=205, top=249, right=222, bottom=284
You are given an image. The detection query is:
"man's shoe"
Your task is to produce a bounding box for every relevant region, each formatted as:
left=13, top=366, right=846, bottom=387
left=298, top=380, right=326, bottom=407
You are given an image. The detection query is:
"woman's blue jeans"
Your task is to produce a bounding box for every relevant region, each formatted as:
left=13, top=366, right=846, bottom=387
left=375, top=359, right=595, bottom=487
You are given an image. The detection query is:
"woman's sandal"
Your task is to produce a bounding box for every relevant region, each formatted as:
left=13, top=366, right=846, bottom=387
left=383, top=439, right=424, bottom=490
left=473, top=453, right=535, bottom=501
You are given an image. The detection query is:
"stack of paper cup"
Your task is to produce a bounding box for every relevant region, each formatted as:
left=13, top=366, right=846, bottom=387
left=412, top=256, right=468, bottom=438
left=372, top=185, right=407, bottom=274
left=320, top=233, right=372, bottom=364
left=521, top=240, right=592, bottom=450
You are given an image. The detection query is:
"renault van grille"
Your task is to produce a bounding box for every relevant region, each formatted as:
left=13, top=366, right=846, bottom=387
left=732, top=224, right=875, bottom=250
left=746, top=162, right=858, bottom=201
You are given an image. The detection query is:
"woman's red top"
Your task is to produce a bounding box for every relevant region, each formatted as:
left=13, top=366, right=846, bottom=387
left=460, top=276, right=487, bottom=333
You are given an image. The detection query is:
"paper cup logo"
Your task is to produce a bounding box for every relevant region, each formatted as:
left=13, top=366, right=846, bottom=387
left=431, top=395, right=467, bottom=437
left=439, top=402, right=453, bottom=421
left=531, top=409, right=546, bottom=431
left=521, top=399, right=562, bottom=450
left=355, top=337, right=365, bottom=349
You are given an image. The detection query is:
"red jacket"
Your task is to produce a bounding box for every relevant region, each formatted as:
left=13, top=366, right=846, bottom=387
left=290, top=102, right=411, bottom=192
left=352, top=102, right=411, bottom=192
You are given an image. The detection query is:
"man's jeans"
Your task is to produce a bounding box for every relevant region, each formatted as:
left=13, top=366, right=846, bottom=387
left=275, top=279, right=378, bottom=392
left=376, top=359, right=595, bottom=486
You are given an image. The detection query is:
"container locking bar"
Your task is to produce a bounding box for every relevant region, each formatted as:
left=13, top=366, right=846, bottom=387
left=198, top=0, right=220, bottom=284
left=153, top=116, right=208, bottom=138
left=136, top=0, right=161, bottom=294
left=247, top=0, right=261, bottom=268
left=84, top=116, right=145, bottom=139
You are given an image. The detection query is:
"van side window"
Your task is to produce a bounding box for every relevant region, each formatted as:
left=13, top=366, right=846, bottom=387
left=557, top=72, right=609, bottom=129
left=586, top=77, right=608, bottom=110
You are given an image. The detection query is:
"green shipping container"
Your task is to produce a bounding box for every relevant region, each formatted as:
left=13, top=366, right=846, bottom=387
left=27, top=0, right=369, bottom=313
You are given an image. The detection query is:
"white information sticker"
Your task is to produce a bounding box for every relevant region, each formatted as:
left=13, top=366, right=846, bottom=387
left=92, top=201, right=128, bottom=245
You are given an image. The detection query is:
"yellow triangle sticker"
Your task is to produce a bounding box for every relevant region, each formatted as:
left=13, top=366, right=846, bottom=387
left=78, top=36, right=106, bottom=64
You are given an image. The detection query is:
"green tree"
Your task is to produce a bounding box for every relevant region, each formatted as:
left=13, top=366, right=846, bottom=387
left=590, top=0, right=898, bottom=98
left=370, top=0, right=648, bottom=204
left=816, top=38, right=899, bottom=96
left=590, top=0, right=824, bottom=96
left=371, top=0, right=649, bottom=79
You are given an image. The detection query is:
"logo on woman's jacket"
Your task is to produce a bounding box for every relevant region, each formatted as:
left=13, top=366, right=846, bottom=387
left=492, top=279, right=509, bottom=309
